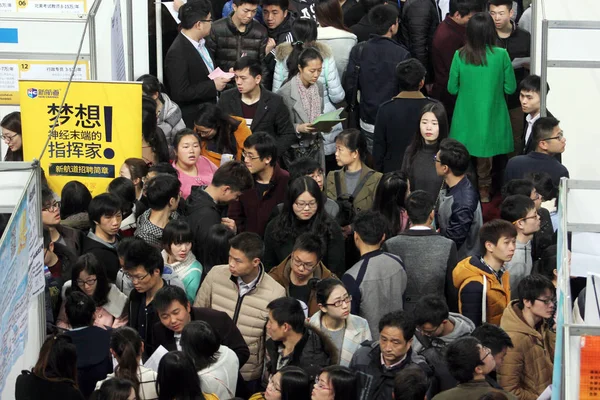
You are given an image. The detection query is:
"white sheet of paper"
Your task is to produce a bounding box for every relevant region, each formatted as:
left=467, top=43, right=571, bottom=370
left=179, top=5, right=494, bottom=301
left=162, top=2, right=180, bottom=24
left=571, top=233, right=600, bottom=277
left=143, top=345, right=169, bottom=372
left=536, top=385, right=552, bottom=400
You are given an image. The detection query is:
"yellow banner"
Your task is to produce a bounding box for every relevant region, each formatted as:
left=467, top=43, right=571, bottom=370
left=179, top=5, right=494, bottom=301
left=20, top=80, right=142, bottom=196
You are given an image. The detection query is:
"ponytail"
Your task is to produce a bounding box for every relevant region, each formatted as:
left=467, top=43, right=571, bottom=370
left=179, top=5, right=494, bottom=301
left=110, top=327, right=142, bottom=391
left=285, top=18, right=319, bottom=84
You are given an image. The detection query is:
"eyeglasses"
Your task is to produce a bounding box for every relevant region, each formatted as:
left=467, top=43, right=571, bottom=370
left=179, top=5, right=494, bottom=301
left=541, top=132, right=565, bottom=141
left=512, top=213, right=539, bottom=225
left=535, top=297, right=556, bottom=306
left=267, top=376, right=281, bottom=392
left=325, top=295, right=352, bottom=308
left=242, top=151, right=261, bottom=161
left=76, top=278, right=97, bottom=287
left=481, top=346, right=492, bottom=361
left=433, top=154, right=442, bottom=163
left=531, top=191, right=541, bottom=201
left=125, top=272, right=150, bottom=283
left=294, top=201, right=317, bottom=209
left=291, top=255, right=317, bottom=271
left=2, top=133, right=18, bottom=141
left=416, top=324, right=441, bottom=336
left=314, top=376, right=332, bottom=390
left=198, top=18, right=212, bottom=22
left=42, top=201, right=61, bottom=212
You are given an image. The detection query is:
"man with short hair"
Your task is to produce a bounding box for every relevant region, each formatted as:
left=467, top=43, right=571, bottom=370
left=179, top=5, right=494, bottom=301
left=453, top=220, right=516, bottom=327
left=384, top=190, right=458, bottom=313
left=373, top=58, right=433, bottom=172
left=261, top=0, right=294, bottom=89
left=227, top=132, right=289, bottom=236
left=194, top=232, right=286, bottom=386
left=82, top=193, right=123, bottom=282
left=186, top=161, right=254, bottom=260
left=435, top=138, right=483, bottom=259
left=472, top=323, right=514, bottom=388
left=504, top=117, right=568, bottom=187
left=350, top=311, right=431, bottom=400
left=431, top=337, right=517, bottom=399
left=134, top=174, right=181, bottom=248
left=343, top=210, right=407, bottom=339
left=412, top=295, right=475, bottom=396
left=349, top=0, right=386, bottom=42
left=264, top=296, right=336, bottom=379
left=219, top=57, right=296, bottom=155
left=393, top=368, right=429, bottom=400
left=344, top=4, right=410, bottom=153
left=430, top=0, right=479, bottom=119
left=498, top=275, right=555, bottom=399
left=518, top=75, right=554, bottom=155
left=500, top=195, right=540, bottom=299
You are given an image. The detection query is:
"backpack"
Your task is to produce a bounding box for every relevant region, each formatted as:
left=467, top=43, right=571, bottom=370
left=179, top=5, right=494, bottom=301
left=334, top=170, right=375, bottom=226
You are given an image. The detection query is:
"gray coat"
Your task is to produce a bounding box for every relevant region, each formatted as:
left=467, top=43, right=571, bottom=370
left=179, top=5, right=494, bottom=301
left=505, top=240, right=533, bottom=300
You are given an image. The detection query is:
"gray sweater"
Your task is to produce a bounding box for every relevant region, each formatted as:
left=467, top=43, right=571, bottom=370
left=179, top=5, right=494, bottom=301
left=383, top=228, right=458, bottom=313
left=505, top=239, right=532, bottom=300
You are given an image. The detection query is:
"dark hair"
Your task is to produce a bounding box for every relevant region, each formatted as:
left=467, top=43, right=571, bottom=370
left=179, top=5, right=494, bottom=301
left=335, top=129, right=369, bottom=162
left=450, top=0, right=480, bottom=16
left=287, top=46, right=323, bottom=81
left=156, top=351, right=205, bottom=400
left=471, top=323, right=514, bottom=355
left=210, top=160, right=254, bottom=192
left=413, top=295, right=450, bottom=327
left=445, top=336, right=484, bottom=383
left=162, top=219, right=194, bottom=251
left=193, top=104, right=241, bottom=157
left=372, top=171, right=409, bottom=237
left=362, top=0, right=386, bottom=12
left=378, top=311, right=415, bottom=341
left=534, top=244, right=557, bottom=282
left=117, top=236, right=136, bottom=259
left=500, top=194, right=535, bottom=223
left=518, top=74, right=550, bottom=96
left=107, top=177, right=136, bottom=218
left=1, top=111, right=23, bottom=161
left=405, top=102, right=449, bottom=167
left=369, top=4, right=399, bottom=35
left=278, top=366, right=312, bottom=400
left=288, top=157, right=323, bottom=182
left=405, top=190, right=435, bottom=225
left=153, top=285, right=189, bottom=314
left=122, top=237, right=164, bottom=275
left=460, top=12, right=498, bottom=65
left=353, top=210, right=387, bottom=245
left=532, top=117, right=560, bottom=149
left=271, top=176, right=336, bottom=244
left=91, top=378, right=139, bottom=400
left=488, top=0, right=512, bottom=9
left=65, top=291, right=96, bottom=328
left=148, top=162, right=178, bottom=178
left=88, top=193, right=122, bottom=232
left=285, top=19, right=318, bottom=83
left=230, top=231, right=264, bottom=261
left=322, top=365, right=357, bottom=400
left=267, top=296, right=306, bottom=333
left=517, top=274, right=555, bottom=309
left=142, top=95, right=170, bottom=164
left=393, top=367, right=429, bottom=400
left=233, top=56, right=263, bottom=77
left=202, top=224, right=236, bottom=272
left=315, top=0, right=348, bottom=31
left=179, top=0, right=212, bottom=29
left=42, top=186, right=56, bottom=209
left=292, top=232, right=324, bottom=261
left=70, top=253, right=110, bottom=307
left=110, top=327, right=143, bottom=390
left=137, top=74, right=166, bottom=97
left=123, top=158, right=149, bottom=191
left=479, top=219, right=517, bottom=256
left=526, top=171, right=556, bottom=201
left=243, top=132, right=278, bottom=166
left=234, top=0, right=259, bottom=6
left=501, top=179, right=535, bottom=199
left=60, top=181, right=92, bottom=219
left=261, top=0, right=289, bottom=10
left=181, top=321, right=220, bottom=371
left=315, top=278, right=346, bottom=306
left=33, top=334, right=78, bottom=387
left=396, top=59, right=427, bottom=91
left=43, top=226, right=52, bottom=250
left=438, top=138, right=470, bottom=176
left=144, top=174, right=181, bottom=210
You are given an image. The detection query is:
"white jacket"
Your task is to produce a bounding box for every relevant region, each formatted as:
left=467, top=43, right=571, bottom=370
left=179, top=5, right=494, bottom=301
left=273, top=41, right=346, bottom=155
left=198, top=345, right=239, bottom=400
left=96, top=366, right=158, bottom=400
left=316, top=26, right=357, bottom=79
left=158, top=92, right=186, bottom=146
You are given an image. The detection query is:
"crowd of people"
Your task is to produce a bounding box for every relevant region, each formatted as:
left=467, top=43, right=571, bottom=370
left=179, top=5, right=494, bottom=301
left=6, top=0, right=575, bottom=399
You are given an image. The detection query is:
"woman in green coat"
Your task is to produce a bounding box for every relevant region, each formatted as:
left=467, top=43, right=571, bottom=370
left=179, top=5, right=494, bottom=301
left=448, top=12, right=516, bottom=202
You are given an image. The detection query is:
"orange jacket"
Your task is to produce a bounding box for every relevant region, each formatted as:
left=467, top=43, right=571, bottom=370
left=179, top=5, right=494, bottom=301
left=200, top=116, right=251, bottom=166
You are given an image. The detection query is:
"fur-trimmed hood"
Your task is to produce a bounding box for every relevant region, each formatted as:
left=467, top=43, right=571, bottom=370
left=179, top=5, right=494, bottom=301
left=275, top=41, right=333, bottom=62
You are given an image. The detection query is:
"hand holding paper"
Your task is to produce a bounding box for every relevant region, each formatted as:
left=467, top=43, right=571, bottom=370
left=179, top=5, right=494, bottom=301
left=311, top=108, right=345, bottom=132
left=208, top=67, right=235, bottom=81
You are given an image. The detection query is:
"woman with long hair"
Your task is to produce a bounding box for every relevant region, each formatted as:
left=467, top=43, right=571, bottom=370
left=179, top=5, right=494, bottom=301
left=95, top=327, right=157, bottom=399
left=56, top=253, right=128, bottom=330
left=448, top=12, right=516, bottom=202
left=315, top=0, right=357, bottom=78
left=250, top=366, right=311, bottom=400
left=264, top=176, right=345, bottom=275
left=2, top=111, right=23, bottom=161
left=91, top=379, right=139, bottom=400
left=401, top=102, right=448, bottom=201
left=107, top=177, right=139, bottom=237
left=15, top=334, right=83, bottom=400
left=273, top=19, right=345, bottom=172
left=193, top=103, right=251, bottom=166
left=171, top=129, right=218, bottom=199
left=311, top=365, right=357, bottom=400
left=181, top=321, right=239, bottom=399
left=156, top=351, right=218, bottom=400
left=372, top=171, right=411, bottom=238
left=60, top=180, right=92, bottom=232
left=142, top=96, right=171, bottom=166
left=201, top=224, right=235, bottom=275
left=120, top=158, right=149, bottom=201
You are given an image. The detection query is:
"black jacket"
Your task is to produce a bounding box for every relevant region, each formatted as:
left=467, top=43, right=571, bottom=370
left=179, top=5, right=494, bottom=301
left=15, top=371, right=84, bottom=400
left=218, top=87, right=296, bottom=156
left=152, top=307, right=250, bottom=367
left=532, top=207, right=556, bottom=262
left=164, top=32, right=218, bottom=128
left=185, top=187, right=228, bottom=262
left=344, top=35, right=411, bottom=124
left=56, top=225, right=84, bottom=256
left=400, top=0, right=441, bottom=82
left=263, top=13, right=295, bottom=90
left=265, top=324, right=337, bottom=380
left=350, top=14, right=379, bottom=43
left=498, top=22, right=531, bottom=109
left=504, top=152, right=569, bottom=188
left=344, top=2, right=366, bottom=28
left=65, top=326, right=113, bottom=399
left=81, top=235, right=120, bottom=283
left=373, top=92, right=433, bottom=172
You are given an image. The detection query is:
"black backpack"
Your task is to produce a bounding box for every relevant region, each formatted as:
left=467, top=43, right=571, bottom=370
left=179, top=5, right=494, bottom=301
left=334, top=170, right=375, bottom=227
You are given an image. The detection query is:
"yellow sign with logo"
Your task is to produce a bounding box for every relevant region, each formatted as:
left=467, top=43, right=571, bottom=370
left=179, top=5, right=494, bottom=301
left=20, top=80, right=142, bottom=196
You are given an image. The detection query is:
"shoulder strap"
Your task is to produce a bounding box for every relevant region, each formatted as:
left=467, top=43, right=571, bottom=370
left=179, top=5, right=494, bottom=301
left=351, top=170, right=375, bottom=198
left=324, top=59, right=329, bottom=90
left=482, top=275, right=488, bottom=323
left=334, top=171, right=342, bottom=198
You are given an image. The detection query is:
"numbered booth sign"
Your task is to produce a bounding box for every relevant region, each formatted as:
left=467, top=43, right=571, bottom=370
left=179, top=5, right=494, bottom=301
left=0, top=0, right=87, bottom=13
left=20, top=80, right=142, bottom=196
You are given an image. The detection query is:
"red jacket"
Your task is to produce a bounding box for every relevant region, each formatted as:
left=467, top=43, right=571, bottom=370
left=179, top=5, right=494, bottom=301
left=228, top=164, right=289, bottom=236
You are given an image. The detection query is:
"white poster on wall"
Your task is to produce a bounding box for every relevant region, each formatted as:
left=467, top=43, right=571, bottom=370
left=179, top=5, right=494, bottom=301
left=111, top=0, right=126, bottom=81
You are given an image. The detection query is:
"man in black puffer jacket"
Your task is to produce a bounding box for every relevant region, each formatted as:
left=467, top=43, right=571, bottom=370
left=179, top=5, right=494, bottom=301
left=207, top=0, right=269, bottom=84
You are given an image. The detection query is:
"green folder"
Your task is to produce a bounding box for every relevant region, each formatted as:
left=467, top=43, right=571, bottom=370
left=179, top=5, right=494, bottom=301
left=311, top=107, right=346, bottom=132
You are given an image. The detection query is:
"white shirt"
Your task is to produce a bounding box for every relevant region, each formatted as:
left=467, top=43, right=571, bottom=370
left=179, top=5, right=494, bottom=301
left=181, top=32, right=214, bottom=73
left=237, top=272, right=260, bottom=297
left=525, top=112, right=541, bottom=149
left=174, top=332, right=182, bottom=351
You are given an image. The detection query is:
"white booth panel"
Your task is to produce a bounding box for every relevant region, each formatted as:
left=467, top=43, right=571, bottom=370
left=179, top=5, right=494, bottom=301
left=548, top=29, right=600, bottom=62
left=0, top=168, right=32, bottom=213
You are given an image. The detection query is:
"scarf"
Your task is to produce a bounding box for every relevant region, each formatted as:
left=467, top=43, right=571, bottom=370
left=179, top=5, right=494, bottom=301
left=295, top=75, right=321, bottom=124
